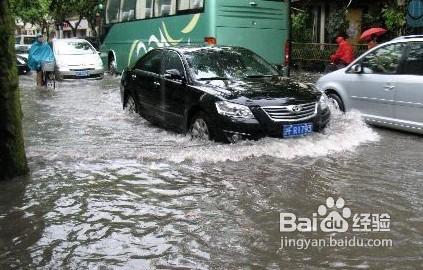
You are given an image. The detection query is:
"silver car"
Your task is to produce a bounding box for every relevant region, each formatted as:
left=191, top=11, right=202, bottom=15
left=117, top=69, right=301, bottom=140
left=53, top=39, right=104, bottom=80
left=317, top=35, right=423, bottom=134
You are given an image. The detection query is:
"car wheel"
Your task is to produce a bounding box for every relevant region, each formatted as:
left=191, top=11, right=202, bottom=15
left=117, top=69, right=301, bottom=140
left=108, top=58, right=117, bottom=75
left=189, top=112, right=214, bottom=141
left=124, top=93, right=138, bottom=113
left=327, top=92, right=345, bottom=112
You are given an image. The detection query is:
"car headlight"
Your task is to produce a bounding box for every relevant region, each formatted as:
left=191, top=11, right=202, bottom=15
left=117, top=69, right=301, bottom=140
left=319, top=94, right=329, bottom=110
left=96, top=58, right=104, bottom=68
left=215, top=101, right=255, bottom=119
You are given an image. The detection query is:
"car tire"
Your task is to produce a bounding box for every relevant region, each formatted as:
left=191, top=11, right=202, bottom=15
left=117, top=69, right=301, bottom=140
left=327, top=92, right=345, bottom=112
left=124, top=93, right=138, bottom=113
left=189, top=112, right=215, bottom=141
left=108, top=58, right=117, bottom=76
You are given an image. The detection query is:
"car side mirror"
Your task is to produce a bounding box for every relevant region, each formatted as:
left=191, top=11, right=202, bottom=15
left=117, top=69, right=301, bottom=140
left=164, top=69, right=184, bottom=80
left=349, top=64, right=362, bottom=74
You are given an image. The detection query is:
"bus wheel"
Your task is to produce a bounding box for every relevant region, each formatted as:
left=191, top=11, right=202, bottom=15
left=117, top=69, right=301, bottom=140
left=108, top=57, right=117, bottom=75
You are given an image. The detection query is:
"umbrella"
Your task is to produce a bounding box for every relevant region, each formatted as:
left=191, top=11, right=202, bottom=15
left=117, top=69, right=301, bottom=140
left=360, top=28, right=387, bottom=41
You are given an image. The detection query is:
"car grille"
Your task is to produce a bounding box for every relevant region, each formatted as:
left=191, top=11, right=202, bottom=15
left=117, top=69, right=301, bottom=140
left=261, top=102, right=317, bottom=122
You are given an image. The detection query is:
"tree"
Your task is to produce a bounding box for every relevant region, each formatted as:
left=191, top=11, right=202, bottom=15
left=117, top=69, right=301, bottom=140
left=382, top=4, right=407, bottom=36
left=291, top=10, right=312, bottom=43
left=50, top=0, right=100, bottom=37
left=0, top=1, right=28, bottom=180
left=9, top=0, right=52, bottom=34
left=326, top=7, right=349, bottom=42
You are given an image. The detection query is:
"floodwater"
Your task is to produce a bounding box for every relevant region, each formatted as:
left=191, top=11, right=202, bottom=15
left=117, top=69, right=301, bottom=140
left=0, top=74, right=422, bottom=269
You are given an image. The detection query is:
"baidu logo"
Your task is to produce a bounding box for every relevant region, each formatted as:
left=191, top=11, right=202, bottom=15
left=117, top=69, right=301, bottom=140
left=280, top=197, right=390, bottom=233
left=318, top=197, right=351, bottom=232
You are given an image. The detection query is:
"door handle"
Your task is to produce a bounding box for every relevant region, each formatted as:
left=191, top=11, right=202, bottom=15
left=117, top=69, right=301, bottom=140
left=153, top=81, right=161, bottom=87
left=249, top=1, right=257, bottom=6
left=384, top=85, right=395, bottom=91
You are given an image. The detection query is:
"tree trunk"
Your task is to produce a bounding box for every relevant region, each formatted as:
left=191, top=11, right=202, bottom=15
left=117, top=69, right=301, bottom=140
left=65, top=17, right=83, bottom=37
left=0, top=1, right=29, bottom=181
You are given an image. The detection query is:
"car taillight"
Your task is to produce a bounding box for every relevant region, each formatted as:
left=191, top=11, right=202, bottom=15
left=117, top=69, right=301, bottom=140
left=204, top=37, right=217, bottom=45
left=284, top=40, right=290, bottom=66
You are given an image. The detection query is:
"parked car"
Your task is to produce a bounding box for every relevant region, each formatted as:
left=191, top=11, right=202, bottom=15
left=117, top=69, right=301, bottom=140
left=52, top=39, right=104, bottom=80
left=15, top=34, right=36, bottom=59
left=120, top=46, right=330, bottom=142
left=317, top=35, right=423, bottom=135
left=16, top=55, right=30, bottom=75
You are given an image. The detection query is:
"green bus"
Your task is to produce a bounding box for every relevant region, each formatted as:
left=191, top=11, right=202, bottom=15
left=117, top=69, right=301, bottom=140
left=100, top=0, right=289, bottom=73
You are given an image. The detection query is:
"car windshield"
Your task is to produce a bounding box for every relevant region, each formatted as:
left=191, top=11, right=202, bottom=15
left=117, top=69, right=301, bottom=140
left=183, top=47, right=279, bottom=80
left=56, top=41, right=96, bottom=55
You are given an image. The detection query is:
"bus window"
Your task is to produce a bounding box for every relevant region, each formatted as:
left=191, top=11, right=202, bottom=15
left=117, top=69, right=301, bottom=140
left=177, top=0, right=203, bottom=11
left=154, top=0, right=176, bottom=17
left=106, top=0, right=121, bottom=24
left=120, top=0, right=137, bottom=21
left=135, top=0, right=154, bottom=19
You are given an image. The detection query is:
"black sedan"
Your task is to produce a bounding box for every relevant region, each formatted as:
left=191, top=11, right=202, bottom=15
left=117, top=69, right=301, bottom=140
left=120, top=46, right=330, bottom=143
left=16, top=55, right=30, bottom=75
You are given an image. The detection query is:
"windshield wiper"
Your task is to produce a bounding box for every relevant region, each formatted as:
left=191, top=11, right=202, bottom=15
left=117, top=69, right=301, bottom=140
left=197, top=77, right=230, bottom=81
left=245, top=74, right=277, bottom=78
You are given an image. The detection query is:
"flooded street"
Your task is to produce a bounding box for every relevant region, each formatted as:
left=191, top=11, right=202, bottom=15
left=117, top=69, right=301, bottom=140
left=1, top=74, right=422, bottom=269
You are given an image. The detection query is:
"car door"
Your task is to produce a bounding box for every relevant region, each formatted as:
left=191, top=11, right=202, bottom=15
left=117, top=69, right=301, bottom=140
left=160, top=50, right=187, bottom=130
left=343, top=43, right=406, bottom=120
left=395, top=41, right=423, bottom=126
left=131, top=50, right=164, bottom=120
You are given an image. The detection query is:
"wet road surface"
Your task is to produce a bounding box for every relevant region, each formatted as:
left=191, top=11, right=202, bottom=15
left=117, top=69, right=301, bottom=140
left=0, top=74, right=422, bottom=269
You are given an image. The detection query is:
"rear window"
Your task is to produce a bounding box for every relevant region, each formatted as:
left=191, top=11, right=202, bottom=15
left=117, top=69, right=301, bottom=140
left=23, top=37, right=36, bottom=45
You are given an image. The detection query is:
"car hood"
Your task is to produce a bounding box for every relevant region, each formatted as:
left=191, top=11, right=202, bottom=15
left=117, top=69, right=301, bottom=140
left=196, top=77, right=320, bottom=106
left=55, top=53, right=101, bottom=67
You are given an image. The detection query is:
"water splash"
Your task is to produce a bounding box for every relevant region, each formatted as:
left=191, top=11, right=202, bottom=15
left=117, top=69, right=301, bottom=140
left=138, top=110, right=380, bottom=163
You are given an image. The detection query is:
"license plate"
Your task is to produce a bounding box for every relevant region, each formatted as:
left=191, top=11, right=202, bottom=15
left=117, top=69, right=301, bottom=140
left=283, top=123, right=313, bottom=138
left=75, top=70, right=89, bottom=77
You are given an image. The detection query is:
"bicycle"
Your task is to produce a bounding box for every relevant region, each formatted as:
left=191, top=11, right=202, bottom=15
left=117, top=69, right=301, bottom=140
left=41, top=61, right=56, bottom=89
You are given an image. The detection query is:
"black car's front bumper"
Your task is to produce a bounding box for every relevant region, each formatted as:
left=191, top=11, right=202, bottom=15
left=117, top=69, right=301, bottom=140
left=213, top=107, right=331, bottom=142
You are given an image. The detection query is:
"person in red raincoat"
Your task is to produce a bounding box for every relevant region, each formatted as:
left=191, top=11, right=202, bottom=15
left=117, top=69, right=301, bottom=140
left=330, top=36, right=354, bottom=66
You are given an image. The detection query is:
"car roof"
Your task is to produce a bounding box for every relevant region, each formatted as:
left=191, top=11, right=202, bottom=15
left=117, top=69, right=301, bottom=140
left=391, top=35, right=423, bottom=42
left=159, top=45, right=249, bottom=54
left=53, top=38, right=91, bottom=44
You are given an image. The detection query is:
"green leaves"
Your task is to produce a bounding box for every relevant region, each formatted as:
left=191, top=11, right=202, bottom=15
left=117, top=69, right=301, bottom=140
left=382, top=4, right=406, bottom=36
left=326, top=8, right=349, bottom=42
left=9, top=0, right=52, bottom=25
left=292, top=11, right=312, bottom=43
left=10, top=0, right=102, bottom=37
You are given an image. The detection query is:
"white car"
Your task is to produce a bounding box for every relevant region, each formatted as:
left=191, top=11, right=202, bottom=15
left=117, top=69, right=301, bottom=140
left=15, top=34, right=36, bottom=59
left=316, top=35, right=423, bottom=135
left=52, top=39, right=104, bottom=80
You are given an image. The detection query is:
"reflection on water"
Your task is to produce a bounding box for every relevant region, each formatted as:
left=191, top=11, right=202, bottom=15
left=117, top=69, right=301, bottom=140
left=0, top=74, right=422, bottom=269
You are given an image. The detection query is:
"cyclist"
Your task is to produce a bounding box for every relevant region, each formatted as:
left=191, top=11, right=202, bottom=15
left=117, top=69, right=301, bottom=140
left=325, top=35, right=355, bottom=73
left=28, top=33, right=54, bottom=87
